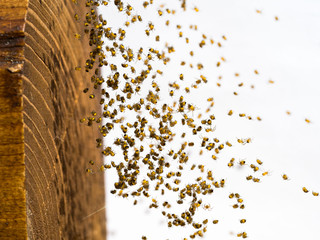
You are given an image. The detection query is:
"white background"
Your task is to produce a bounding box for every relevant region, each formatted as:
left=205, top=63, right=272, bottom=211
left=96, top=0, right=320, bottom=239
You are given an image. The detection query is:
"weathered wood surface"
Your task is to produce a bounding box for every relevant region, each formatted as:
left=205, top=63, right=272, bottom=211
left=0, top=0, right=106, bottom=239
left=0, top=1, right=28, bottom=239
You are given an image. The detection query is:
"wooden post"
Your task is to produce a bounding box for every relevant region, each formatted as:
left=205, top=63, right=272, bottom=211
left=0, top=0, right=106, bottom=239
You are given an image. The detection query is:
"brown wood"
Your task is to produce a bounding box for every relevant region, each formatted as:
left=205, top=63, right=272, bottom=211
left=0, top=1, right=28, bottom=239
left=0, top=0, right=106, bottom=239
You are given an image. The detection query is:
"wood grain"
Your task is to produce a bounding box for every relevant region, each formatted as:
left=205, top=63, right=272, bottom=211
left=1, top=0, right=106, bottom=239
left=0, top=1, right=28, bottom=239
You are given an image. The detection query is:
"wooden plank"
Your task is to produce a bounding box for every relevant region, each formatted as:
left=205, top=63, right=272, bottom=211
left=0, top=65, right=26, bottom=240
left=0, top=0, right=106, bottom=239
left=0, top=1, right=27, bottom=239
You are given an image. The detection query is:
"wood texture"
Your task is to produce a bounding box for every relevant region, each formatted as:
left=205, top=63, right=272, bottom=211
left=1, top=0, right=106, bottom=239
left=0, top=1, right=28, bottom=239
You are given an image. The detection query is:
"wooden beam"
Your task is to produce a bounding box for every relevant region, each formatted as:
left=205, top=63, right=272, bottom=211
left=0, top=0, right=106, bottom=239
left=0, top=1, right=28, bottom=239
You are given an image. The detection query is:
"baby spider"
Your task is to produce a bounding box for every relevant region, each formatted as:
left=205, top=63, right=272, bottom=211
left=203, top=204, right=213, bottom=211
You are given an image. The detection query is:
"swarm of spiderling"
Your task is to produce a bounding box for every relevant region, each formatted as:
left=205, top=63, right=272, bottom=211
left=73, top=0, right=261, bottom=239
